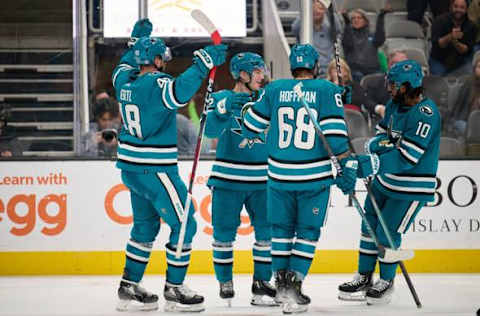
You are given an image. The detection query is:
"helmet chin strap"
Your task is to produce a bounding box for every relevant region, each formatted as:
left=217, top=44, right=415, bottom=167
left=241, top=73, right=254, bottom=94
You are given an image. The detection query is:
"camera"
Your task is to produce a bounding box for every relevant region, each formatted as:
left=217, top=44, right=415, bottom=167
left=101, top=128, right=118, bottom=142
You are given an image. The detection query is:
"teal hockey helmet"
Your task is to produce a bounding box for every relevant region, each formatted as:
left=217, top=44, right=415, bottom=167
left=289, top=44, right=319, bottom=72
left=133, top=37, right=172, bottom=65
left=387, top=60, right=423, bottom=89
left=230, top=52, right=267, bottom=80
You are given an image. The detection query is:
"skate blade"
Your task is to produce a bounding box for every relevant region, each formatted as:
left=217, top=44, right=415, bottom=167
left=223, top=298, right=232, bottom=308
left=164, top=301, right=205, bottom=312
left=282, top=302, right=308, bottom=314
left=116, top=299, right=158, bottom=311
left=338, top=290, right=367, bottom=302
left=366, top=294, right=393, bottom=306
left=251, top=294, right=280, bottom=307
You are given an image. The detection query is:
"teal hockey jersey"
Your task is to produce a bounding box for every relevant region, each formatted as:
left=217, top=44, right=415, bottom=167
left=112, top=52, right=208, bottom=173
left=373, top=98, right=440, bottom=201
left=242, top=79, right=349, bottom=191
left=205, top=89, right=268, bottom=191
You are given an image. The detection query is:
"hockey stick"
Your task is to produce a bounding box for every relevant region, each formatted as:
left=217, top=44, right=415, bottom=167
left=292, top=83, right=412, bottom=265
left=328, top=1, right=422, bottom=308
left=175, top=9, right=222, bottom=259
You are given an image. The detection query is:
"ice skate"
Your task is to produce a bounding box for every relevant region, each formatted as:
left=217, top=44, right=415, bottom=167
left=274, top=270, right=288, bottom=305
left=366, top=278, right=394, bottom=305
left=282, top=271, right=310, bottom=314
left=219, top=280, right=234, bottom=307
left=250, top=279, right=279, bottom=306
left=163, top=283, right=205, bottom=312
left=338, top=272, right=373, bottom=301
left=116, top=281, right=158, bottom=311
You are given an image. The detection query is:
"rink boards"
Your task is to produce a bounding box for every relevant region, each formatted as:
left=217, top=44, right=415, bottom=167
left=0, top=160, right=479, bottom=275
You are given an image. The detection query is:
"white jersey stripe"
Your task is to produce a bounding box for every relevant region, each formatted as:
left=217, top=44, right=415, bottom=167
left=268, top=170, right=333, bottom=181
left=244, top=118, right=264, bottom=133
left=384, top=173, right=436, bottom=183
left=126, top=251, right=149, bottom=263
left=291, top=249, right=315, bottom=259
left=210, top=171, right=267, bottom=182
left=128, top=240, right=152, bottom=253
left=157, top=173, right=185, bottom=222
left=268, top=158, right=331, bottom=169
left=401, top=139, right=425, bottom=154
left=214, top=161, right=268, bottom=170
left=377, top=175, right=435, bottom=193
left=253, top=256, right=272, bottom=262
left=272, top=238, right=294, bottom=243
left=119, top=142, right=177, bottom=153
left=247, top=107, right=269, bottom=125
left=213, top=258, right=234, bottom=264
left=397, top=201, right=420, bottom=233
left=166, top=258, right=189, bottom=267
left=359, top=248, right=379, bottom=255
left=117, top=154, right=177, bottom=164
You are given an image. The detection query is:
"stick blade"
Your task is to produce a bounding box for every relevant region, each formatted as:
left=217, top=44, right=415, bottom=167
left=191, top=9, right=217, bottom=35
left=381, top=248, right=415, bottom=263
left=293, top=82, right=304, bottom=98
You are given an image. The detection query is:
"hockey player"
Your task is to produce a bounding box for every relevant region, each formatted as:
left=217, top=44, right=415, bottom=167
left=204, top=52, right=277, bottom=306
left=337, top=60, right=440, bottom=305
left=112, top=35, right=227, bottom=312
left=241, top=44, right=352, bottom=314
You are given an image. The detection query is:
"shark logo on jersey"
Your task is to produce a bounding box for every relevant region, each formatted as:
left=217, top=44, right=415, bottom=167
left=420, top=105, right=433, bottom=116
left=231, top=116, right=264, bottom=148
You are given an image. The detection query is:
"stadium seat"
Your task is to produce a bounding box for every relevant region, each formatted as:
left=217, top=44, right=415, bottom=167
left=344, top=109, right=370, bottom=138
left=439, top=137, right=465, bottom=158
left=466, top=110, right=480, bottom=156
left=339, top=0, right=383, bottom=13
left=351, top=136, right=370, bottom=154
left=359, top=72, right=385, bottom=91
left=384, top=11, right=408, bottom=28
left=422, top=75, right=449, bottom=116
left=385, top=20, right=424, bottom=39
left=388, top=0, right=408, bottom=12
left=404, top=47, right=429, bottom=74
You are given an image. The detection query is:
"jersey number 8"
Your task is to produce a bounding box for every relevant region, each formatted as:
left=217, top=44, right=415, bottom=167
left=119, top=103, right=143, bottom=139
left=278, top=107, right=317, bottom=150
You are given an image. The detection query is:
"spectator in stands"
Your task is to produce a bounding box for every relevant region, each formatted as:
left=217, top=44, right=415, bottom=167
left=408, top=0, right=451, bottom=25
left=363, top=50, right=409, bottom=118
left=176, top=113, right=197, bottom=156
left=468, top=0, right=480, bottom=51
left=341, top=4, right=390, bottom=82
left=0, top=103, right=23, bottom=157
left=429, top=0, right=478, bottom=76
left=291, top=0, right=344, bottom=78
left=326, top=58, right=376, bottom=119
left=82, top=97, right=120, bottom=157
left=449, top=53, right=480, bottom=137
left=95, top=90, right=110, bottom=101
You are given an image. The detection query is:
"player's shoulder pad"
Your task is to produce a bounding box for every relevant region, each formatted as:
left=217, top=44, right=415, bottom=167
left=413, top=98, right=439, bottom=121
left=150, top=71, right=173, bottom=80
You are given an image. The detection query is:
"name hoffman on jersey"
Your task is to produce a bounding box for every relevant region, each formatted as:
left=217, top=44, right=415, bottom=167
left=279, top=90, right=317, bottom=103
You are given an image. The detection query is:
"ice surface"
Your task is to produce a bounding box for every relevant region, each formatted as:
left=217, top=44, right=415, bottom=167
left=0, top=274, right=478, bottom=316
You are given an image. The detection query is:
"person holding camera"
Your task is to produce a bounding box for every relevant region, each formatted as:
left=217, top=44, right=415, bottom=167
left=81, top=97, right=120, bottom=157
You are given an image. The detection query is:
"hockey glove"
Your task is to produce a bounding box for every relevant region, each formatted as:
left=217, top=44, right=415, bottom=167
left=341, top=85, right=352, bottom=105
left=335, top=158, right=358, bottom=195
left=216, top=92, right=251, bottom=116
left=365, top=135, right=394, bottom=155
left=128, top=18, right=153, bottom=47
left=356, top=154, right=380, bottom=178
left=193, top=44, right=228, bottom=75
